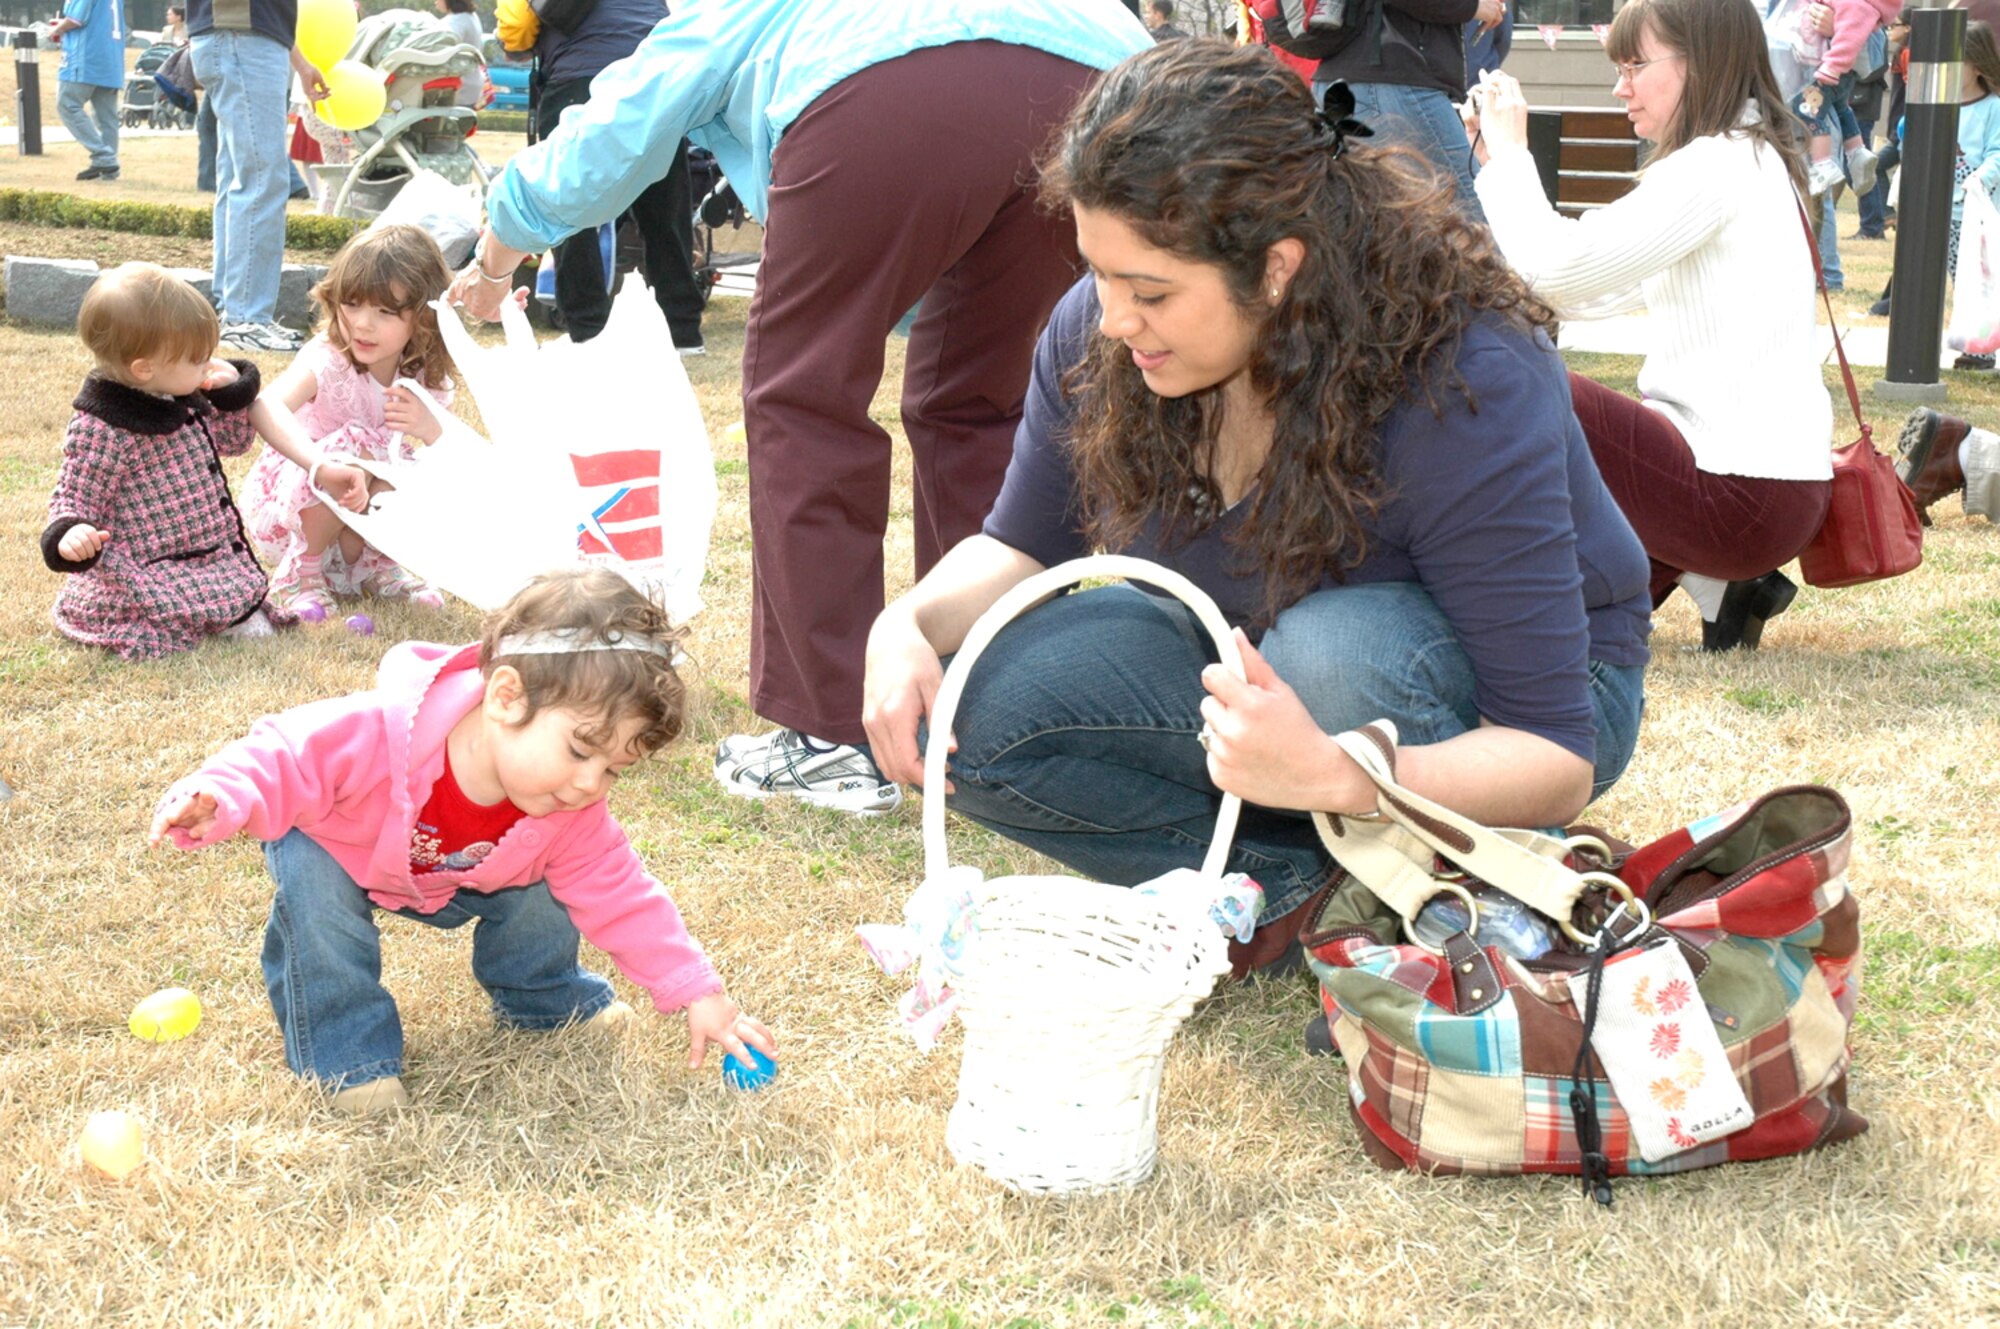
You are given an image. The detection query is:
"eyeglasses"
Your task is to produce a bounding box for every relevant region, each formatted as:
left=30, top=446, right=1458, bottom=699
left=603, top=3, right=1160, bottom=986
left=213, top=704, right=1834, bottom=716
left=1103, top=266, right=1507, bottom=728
left=1614, top=55, right=1677, bottom=84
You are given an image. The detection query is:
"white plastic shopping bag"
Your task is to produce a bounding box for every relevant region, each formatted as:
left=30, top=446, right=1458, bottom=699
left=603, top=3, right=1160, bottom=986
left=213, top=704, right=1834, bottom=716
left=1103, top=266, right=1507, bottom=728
left=325, top=278, right=717, bottom=617
left=1948, top=177, right=2000, bottom=356
left=369, top=168, right=483, bottom=268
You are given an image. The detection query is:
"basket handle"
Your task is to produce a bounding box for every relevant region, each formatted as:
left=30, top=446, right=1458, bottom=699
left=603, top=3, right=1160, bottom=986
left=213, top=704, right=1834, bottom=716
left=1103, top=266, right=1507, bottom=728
left=921, top=555, right=1248, bottom=884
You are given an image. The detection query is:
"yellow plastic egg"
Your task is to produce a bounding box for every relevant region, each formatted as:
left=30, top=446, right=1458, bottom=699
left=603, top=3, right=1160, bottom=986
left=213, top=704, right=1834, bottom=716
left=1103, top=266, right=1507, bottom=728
left=128, top=987, right=201, bottom=1043
left=724, top=421, right=747, bottom=445
left=80, top=1110, right=145, bottom=1180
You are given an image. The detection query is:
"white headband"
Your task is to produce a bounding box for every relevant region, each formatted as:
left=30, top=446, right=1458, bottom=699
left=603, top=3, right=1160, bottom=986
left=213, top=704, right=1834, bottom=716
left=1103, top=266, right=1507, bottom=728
left=495, top=628, right=675, bottom=659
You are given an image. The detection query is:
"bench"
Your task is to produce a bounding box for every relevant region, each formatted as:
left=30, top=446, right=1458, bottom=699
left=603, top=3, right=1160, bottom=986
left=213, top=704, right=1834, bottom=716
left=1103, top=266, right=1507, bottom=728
left=1524, top=108, right=1645, bottom=217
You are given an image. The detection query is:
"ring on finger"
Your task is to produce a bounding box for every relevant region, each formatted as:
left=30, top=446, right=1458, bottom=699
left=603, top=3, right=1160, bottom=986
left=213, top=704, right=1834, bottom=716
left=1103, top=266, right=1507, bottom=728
left=1197, top=725, right=1216, bottom=753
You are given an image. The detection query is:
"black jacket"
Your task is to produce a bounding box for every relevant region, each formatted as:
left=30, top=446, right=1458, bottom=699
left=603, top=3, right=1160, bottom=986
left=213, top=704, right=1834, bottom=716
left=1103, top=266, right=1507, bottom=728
left=1312, top=0, right=1478, bottom=101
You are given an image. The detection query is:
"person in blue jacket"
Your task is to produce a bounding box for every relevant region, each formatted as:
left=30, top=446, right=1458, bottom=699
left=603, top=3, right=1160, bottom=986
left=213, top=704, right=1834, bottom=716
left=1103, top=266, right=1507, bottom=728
left=862, top=42, right=1651, bottom=953
left=450, top=0, right=1151, bottom=818
left=49, top=0, right=124, bottom=181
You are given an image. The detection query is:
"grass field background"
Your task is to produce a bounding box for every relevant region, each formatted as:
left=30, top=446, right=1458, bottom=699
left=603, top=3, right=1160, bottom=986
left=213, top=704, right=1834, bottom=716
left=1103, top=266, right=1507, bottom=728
left=0, top=152, right=1997, bottom=1327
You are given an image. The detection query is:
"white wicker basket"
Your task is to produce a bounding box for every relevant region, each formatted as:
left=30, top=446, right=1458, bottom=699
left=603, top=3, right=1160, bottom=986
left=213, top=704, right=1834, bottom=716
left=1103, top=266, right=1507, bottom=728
left=923, top=556, right=1243, bottom=1195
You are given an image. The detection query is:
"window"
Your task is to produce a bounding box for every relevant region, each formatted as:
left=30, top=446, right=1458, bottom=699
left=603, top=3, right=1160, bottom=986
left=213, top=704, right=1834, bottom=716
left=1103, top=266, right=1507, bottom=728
left=1512, top=0, right=1616, bottom=25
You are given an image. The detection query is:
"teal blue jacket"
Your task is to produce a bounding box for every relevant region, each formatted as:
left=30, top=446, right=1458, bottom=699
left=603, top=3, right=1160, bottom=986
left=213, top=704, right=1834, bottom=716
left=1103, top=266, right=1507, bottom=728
left=487, top=0, right=1150, bottom=251
left=59, top=0, right=127, bottom=89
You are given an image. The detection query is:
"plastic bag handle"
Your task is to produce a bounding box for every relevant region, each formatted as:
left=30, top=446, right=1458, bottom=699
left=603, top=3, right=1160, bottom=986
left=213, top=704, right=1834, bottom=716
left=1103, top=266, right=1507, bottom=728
left=921, top=555, right=1247, bottom=883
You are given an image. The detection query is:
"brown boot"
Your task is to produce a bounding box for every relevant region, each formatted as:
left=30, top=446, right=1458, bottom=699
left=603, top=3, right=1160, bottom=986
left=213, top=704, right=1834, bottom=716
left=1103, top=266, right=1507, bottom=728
left=1896, top=408, right=1969, bottom=526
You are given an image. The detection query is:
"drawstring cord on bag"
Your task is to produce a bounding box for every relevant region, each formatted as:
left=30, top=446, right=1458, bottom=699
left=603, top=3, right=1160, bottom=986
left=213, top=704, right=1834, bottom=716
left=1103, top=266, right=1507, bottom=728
left=1569, top=935, right=1618, bottom=1207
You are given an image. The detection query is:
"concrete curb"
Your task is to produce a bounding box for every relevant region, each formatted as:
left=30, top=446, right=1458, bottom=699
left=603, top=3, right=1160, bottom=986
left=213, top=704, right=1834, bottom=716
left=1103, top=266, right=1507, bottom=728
left=4, top=255, right=326, bottom=333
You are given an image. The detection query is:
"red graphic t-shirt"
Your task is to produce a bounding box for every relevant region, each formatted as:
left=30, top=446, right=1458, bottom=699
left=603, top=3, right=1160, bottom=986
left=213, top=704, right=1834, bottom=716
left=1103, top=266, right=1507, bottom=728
left=410, top=746, right=525, bottom=874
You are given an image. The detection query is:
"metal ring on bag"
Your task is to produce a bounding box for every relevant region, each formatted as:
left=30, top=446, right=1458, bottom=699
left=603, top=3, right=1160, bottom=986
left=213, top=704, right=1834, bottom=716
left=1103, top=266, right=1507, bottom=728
left=1558, top=871, right=1654, bottom=947
left=1565, top=833, right=1613, bottom=865
left=1399, top=880, right=1482, bottom=957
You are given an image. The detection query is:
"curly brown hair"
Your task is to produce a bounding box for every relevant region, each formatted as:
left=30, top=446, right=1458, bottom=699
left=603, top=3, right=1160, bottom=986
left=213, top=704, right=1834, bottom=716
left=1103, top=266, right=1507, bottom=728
left=1040, top=40, right=1558, bottom=623
left=479, top=567, right=688, bottom=756
left=312, top=223, right=456, bottom=389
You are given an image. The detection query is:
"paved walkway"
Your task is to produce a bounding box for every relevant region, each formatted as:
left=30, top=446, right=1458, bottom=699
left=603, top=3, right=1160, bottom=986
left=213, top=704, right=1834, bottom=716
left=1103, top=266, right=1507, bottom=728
left=1559, top=311, right=1965, bottom=373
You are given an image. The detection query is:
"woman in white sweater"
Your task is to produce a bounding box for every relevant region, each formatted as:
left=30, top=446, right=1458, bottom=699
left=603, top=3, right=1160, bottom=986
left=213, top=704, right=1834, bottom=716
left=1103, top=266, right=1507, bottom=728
left=1464, top=0, right=1834, bottom=651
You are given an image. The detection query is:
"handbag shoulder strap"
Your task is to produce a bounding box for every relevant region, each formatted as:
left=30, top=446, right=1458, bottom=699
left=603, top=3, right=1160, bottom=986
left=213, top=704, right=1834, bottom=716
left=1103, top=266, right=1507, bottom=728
left=1795, top=194, right=1874, bottom=449
left=1309, top=722, right=1591, bottom=924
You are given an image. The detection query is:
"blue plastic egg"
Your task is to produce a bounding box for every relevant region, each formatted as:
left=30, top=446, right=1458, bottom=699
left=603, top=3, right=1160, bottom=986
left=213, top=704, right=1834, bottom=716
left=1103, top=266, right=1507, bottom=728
left=721, top=1045, right=777, bottom=1092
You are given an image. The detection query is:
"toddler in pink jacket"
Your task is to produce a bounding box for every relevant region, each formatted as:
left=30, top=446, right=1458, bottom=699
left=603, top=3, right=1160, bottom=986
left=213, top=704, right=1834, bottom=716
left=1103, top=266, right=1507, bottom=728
left=151, top=567, right=774, bottom=1114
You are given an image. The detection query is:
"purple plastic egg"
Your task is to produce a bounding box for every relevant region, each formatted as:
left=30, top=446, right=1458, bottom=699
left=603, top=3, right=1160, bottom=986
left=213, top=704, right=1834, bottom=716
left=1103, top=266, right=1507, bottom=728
left=345, top=614, right=375, bottom=637
left=296, top=601, right=327, bottom=624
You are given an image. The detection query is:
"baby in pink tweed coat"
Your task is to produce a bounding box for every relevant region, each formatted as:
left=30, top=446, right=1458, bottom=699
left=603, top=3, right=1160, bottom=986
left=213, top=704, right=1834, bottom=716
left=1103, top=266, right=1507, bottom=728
left=39, top=264, right=371, bottom=660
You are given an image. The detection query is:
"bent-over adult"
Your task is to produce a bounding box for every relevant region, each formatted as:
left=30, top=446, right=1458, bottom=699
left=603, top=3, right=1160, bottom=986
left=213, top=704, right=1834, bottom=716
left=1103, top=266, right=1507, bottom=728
left=863, top=42, right=1652, bottom=946
left=1467, top=0, right=1834, bottom=651
left=450, top=0, right=1150, bottom=815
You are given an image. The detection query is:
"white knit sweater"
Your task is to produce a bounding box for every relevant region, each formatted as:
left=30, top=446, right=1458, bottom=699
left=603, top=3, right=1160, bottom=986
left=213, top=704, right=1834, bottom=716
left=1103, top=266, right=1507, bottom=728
left=1475, top=116, right=1835, bottom=482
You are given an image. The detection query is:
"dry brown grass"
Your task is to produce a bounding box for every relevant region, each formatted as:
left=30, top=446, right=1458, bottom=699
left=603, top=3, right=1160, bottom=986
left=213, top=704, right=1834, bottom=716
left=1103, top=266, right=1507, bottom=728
left=2, top=227, right=1999, bottom=1326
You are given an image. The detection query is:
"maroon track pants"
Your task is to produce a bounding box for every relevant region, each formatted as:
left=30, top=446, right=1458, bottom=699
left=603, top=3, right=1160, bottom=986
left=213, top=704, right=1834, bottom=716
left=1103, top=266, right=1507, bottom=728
left=741, top=41, right=1095, bottom=745
left=1567, top=372, right=1832, bottom=608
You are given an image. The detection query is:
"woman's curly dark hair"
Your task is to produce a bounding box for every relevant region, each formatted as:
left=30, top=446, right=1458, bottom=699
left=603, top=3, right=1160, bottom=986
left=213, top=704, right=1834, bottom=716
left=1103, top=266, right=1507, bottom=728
left=1041, top=40, right=1558, bottom=622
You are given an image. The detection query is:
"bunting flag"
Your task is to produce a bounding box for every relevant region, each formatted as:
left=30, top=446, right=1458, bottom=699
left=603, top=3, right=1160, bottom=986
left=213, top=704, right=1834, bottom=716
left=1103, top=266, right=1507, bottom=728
left=1539, top=24, right=1563, bottom=49
left=1592, top=23, right=1611, bottom=45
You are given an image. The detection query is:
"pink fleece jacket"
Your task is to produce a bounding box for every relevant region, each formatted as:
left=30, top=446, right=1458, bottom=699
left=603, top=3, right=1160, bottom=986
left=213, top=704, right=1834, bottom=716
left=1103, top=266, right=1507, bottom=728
left=1818, top=0, right=1898, bottom=84
left=158, top=641, right=722, bottom=1014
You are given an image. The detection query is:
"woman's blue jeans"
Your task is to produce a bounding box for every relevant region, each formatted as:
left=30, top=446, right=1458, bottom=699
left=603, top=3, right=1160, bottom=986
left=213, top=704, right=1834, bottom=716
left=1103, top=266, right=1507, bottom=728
left=938, top=583, right=1645, bottom=926
left=261, top=829, right=615, bottom=1089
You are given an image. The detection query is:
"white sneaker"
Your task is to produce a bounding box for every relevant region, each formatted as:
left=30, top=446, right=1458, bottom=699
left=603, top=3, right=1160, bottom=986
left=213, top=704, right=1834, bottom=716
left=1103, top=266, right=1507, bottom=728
left=1807, top=157, right=1846, bottom=197
left=219, top=321, right=306, bottom=353
left=220, top=608, right=274, bottom=639
left=1846, top=144, right=1879, bottom=197
left=714, top=727, right=902, bottom=815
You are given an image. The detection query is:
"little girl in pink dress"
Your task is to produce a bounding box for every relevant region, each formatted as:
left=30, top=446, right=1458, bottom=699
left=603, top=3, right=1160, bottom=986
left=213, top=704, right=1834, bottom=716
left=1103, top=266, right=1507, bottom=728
left=244, top=224, right=458, bottom=617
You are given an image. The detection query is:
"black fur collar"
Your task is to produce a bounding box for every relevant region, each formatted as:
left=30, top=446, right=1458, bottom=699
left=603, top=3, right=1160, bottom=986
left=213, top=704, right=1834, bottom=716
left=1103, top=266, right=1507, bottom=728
left=73, top=358, right=260, bottom=435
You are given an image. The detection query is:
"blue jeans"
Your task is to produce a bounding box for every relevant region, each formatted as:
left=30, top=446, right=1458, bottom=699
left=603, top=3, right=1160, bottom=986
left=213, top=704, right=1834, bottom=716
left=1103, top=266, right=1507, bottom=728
left=1318, top=78, right=1486, bottom=225
left=1818, top=190, right=1844, bottom=289
left=56, top=81, right=119, bottom=169
left=196, top=92, right=217, bottom=191
left=937, top=583, right=1646, bottom=925
left=261, top=829, right=615, bottom=1089
left=190, top=30, right=291, bottom=324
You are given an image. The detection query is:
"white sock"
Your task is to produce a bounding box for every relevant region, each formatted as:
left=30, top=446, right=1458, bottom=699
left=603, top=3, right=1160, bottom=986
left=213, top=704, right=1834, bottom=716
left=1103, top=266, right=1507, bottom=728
left=1676, top=572, right=1728, bottom=622
left=221, top=609, right=274, bottom=639
left=799, top=732, right=841, bottom=752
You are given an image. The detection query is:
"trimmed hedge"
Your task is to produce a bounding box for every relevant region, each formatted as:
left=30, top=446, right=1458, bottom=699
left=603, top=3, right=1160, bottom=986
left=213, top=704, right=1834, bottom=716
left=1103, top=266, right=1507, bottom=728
left=478, top=110, right=529, bottom=135
left=0, top=188, right=363, bottom=252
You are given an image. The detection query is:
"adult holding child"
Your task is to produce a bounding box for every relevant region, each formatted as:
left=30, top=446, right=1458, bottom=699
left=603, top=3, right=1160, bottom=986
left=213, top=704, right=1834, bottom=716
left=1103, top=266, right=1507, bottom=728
left=862, top=41, right=1652, bottom=940
left=1464, top=0, right=1835, bottom=652
left=449, top=0, right=1152, bottom=816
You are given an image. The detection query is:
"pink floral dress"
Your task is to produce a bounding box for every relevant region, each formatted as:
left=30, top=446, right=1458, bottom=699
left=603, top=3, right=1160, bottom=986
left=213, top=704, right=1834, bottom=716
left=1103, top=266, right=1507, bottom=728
left=241, top=337, right=453, bottom=597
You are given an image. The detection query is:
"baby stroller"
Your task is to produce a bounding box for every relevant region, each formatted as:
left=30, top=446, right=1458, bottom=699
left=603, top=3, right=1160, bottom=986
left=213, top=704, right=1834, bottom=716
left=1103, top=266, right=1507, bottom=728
left=687, top=145, right=758, bottom=303
left=121, top=41, right=189, bottom=128
left=309, top=9, right=487, bottom=220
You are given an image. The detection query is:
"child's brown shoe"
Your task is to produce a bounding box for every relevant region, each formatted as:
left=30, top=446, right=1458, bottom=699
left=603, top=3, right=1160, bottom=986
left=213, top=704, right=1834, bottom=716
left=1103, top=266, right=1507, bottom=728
left=583, top=1000, right=636, bottom=1033
left=330, top=1076, right=410, bottom=1116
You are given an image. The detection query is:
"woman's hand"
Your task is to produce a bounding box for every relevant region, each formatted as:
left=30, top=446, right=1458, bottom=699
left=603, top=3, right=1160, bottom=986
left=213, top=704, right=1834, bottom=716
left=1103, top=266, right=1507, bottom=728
left=684, top=991, right=775, bottom=1070
left=862, top=605, right=949, bottom=789
left=448, top=228, right=529, bottom=323
left=149, top=789, right=220, bottom=847
left=200, top=359, right=240, bottom=393
left=312, top=460, right=371, bottom=513
left=1808, top=2, right=1834, bottom=37
left=1470, top=70, right=1532, bottom=159
left=57, top=523, right=109, bottom=562
left=1460, top=97, right=1489, bottom=167
left=382, top=385, right=442, bottom=443
left=1197, top=630, right=1376, bottom=816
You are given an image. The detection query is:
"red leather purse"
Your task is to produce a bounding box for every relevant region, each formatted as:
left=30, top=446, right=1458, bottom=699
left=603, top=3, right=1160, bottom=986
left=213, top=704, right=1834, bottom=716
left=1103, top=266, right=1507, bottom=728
left=1794, top=200, right=1924, bottom=588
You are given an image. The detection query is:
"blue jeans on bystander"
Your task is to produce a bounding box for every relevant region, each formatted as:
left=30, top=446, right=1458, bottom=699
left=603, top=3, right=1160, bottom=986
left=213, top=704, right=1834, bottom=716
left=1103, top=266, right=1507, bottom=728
left=56, top=80, right=119, bottom=170
left=189, top=30, right=291, bottom=324
left=260, top=829, right=615, bottom=1090
left=935, top=583, right=1645, bottom=928
left=1316, top=79, right=1487, bottom=225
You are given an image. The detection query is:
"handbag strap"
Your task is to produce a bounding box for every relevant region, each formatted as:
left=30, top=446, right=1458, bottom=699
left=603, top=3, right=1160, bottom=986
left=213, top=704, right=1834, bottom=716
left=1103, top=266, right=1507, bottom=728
left=921, top=555, right=1247, bottom=883
left=1309, top=722, right=1595, bottom=925
left=1795, top=194, right=1874, bottom=449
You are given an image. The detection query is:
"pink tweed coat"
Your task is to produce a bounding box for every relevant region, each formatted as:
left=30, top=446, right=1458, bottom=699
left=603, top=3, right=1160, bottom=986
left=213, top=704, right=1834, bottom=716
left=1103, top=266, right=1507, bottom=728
left=41, top=363, right=293, bottom=659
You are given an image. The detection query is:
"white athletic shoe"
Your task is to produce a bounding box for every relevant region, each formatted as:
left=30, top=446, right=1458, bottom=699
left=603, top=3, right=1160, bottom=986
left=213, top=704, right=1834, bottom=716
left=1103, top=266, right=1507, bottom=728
left=714, top=727, right=902, bottom=815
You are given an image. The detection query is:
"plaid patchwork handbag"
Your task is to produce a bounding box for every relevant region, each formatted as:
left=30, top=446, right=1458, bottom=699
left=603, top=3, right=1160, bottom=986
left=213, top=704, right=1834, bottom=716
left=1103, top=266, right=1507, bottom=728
left=1304, top=723, right=1867, bottom=1203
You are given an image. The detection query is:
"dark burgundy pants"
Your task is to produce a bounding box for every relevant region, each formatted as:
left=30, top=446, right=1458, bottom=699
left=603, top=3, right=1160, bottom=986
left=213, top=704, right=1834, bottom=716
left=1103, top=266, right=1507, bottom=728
left=743, top=41, right=1093, bottom=744
left=1568, top=373, right=1833, bottom=608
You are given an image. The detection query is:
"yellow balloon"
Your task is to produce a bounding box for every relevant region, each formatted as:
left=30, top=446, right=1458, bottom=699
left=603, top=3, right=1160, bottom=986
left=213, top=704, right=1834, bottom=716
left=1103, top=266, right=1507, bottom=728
left=129, top=987, right=202, bottom=1043
left=80, top=1110, right=145, bottom=1180
left=296, top=0, right=356, bottom=72
left=316, top=60, right=387, bottom=133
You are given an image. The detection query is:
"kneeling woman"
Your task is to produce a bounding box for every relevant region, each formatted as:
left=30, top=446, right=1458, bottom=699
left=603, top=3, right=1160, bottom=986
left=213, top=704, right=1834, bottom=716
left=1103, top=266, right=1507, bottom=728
left=862, top=42, right=1652, bottom=936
